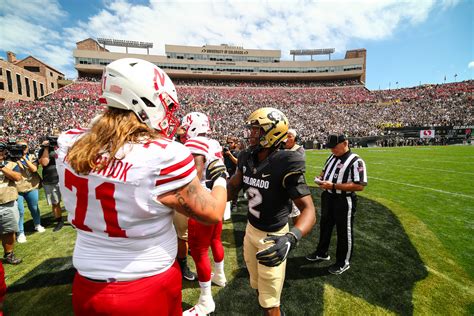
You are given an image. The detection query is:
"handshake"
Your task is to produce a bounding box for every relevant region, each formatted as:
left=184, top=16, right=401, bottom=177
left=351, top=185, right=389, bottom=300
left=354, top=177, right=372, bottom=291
left=205, top=159, right=228, bottom=189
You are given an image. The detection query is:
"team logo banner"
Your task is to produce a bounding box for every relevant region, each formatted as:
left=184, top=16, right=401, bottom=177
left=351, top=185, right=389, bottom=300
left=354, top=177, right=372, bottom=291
left=420, top=130, right=435, bottom=138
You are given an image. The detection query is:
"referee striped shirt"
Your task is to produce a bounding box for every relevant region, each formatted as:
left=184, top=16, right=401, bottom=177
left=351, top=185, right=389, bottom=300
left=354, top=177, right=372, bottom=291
left=322, top=150, right=367, bottom=194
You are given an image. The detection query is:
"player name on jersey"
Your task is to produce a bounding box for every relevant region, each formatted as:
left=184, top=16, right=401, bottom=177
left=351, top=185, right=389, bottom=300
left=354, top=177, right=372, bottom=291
left=91, top=155, right=133, bottom=182
left=243, top=175, right=270, bottom=189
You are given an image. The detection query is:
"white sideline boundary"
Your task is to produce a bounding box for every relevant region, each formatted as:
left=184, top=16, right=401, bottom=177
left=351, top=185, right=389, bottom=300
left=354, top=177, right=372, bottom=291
left=370, top=162, right=474, bottom=176
left=307, top=166, right=473, bottom=199
left=370, top=176, right=474, bottom=199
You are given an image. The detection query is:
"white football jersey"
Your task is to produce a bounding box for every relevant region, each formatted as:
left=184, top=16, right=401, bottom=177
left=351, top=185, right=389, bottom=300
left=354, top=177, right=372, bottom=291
left=184, top=136, right=223, bottom=187
left=56, top=128, right=197, bottom=281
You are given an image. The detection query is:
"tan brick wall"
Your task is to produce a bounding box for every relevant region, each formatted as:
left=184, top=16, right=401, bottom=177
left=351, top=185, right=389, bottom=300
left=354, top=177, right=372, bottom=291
left=6, top=51, right=17, bottom=63
left=345, top=49, right=367, bottom=83
left=77, top=39, right=108, bottom=52
left=15, top=57, right=63, bottom=94
left=0, top=60, right=47, bottom=101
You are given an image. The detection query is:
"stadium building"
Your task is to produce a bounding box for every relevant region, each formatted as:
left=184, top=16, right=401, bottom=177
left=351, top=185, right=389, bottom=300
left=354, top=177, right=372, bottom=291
left=0, top=52, right=65, bottom=102
left=73, top=38, right=366, bottom=84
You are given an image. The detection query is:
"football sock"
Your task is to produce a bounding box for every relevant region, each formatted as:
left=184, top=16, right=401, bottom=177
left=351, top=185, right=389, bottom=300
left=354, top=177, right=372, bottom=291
left=214, top=260, right=224, bottom=273
left=199, top=281, right=212, bottom=295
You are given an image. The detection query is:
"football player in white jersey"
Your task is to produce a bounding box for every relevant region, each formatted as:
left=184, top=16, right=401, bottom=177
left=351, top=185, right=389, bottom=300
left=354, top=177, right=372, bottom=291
left=56, top=59, right=227, bottom=316
left=181, top=112, right=227, bottom=316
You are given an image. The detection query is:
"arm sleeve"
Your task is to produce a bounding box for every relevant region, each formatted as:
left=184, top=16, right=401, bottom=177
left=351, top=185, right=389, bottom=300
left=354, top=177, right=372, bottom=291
left=185, top=137, right=209, bottom=157
left=152, top=142, right=197, bottom=196
left=281, top=151, right=310, bottom=199
left=283, top=172, right=311, bottom=199
left=352, top=158, right=368, bottom=185
left=237, top=150, right=250, bottom=172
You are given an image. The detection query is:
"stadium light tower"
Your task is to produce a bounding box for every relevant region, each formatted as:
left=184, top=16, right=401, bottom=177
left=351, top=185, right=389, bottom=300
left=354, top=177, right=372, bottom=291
left=289, top=48, right=335, bottom=61
left=97, top=38, right=154, bottom=54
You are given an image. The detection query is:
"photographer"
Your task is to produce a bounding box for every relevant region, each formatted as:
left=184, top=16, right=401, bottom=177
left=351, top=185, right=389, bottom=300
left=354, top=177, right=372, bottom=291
left=223, top=136, right=239, bottom=211
left=38, top=134, right=64, bottom=232
left=15, top=140, right=44, bottom=243
left=0, top=142, right=22, bottom=264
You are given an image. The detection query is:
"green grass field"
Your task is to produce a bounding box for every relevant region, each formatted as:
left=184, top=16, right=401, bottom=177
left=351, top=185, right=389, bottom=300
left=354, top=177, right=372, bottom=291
left=3, top=146, right=474, bottom=315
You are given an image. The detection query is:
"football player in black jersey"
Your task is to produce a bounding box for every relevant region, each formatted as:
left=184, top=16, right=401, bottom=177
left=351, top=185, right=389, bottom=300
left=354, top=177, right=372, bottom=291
left=227, top=107, right=316, bottom=316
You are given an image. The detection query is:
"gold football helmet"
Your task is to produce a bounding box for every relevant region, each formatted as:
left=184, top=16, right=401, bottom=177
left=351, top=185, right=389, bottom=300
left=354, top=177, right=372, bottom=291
left=246, top=107, right=289, bottom=148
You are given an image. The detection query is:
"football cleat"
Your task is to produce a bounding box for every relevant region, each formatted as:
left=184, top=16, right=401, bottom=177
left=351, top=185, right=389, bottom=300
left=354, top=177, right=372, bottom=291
left=183, top=293, right=215, bottom=316
left=211, top=271, right=227, bottom=287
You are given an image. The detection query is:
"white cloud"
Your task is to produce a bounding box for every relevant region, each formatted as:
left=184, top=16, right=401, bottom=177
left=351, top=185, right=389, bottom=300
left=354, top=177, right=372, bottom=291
left=0, top=15, right=57, bottom=50
left=468, top=61, right=474, bottom=69
left=0, top=0, right=461, bottom=78
left=0, top=0, right=68, bottom=73
left=0, top=0, right=66, bottom=23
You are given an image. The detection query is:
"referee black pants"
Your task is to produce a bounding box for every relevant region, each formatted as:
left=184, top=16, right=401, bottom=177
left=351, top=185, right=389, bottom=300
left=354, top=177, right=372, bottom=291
left=315, top=191, right=357, bottom=267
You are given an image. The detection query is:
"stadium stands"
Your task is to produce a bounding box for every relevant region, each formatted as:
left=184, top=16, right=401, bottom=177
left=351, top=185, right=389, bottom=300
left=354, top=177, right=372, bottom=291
left=1, top=80, right=472, bottom=149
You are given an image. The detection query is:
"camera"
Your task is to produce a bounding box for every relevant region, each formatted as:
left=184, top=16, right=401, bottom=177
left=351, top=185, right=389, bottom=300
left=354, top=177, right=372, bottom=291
left=47, top=136, right=58, bottom=147
left=223, top=146, right=230, bottom=153
left=5, top=144, right=26, bottom=162
left=41, top=136, right=58, bottom=149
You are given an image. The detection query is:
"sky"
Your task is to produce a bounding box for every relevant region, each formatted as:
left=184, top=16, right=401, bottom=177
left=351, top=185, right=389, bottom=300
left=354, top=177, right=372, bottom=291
left=0, top=0, right=472, bottom=90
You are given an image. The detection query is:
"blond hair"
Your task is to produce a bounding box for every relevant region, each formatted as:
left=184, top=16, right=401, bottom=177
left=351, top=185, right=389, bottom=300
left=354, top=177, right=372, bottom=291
left=67, top=108, right=160, bottom=174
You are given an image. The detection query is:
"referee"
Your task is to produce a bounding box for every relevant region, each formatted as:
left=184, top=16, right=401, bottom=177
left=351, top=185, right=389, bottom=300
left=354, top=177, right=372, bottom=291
left=306, top=134, right=367, bottom=275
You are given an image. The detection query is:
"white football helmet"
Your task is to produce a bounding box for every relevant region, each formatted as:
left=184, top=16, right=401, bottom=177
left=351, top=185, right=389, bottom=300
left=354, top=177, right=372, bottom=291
left=99, top=58, right=180, bottom=137
left=181, top=112, right=211, bottom=139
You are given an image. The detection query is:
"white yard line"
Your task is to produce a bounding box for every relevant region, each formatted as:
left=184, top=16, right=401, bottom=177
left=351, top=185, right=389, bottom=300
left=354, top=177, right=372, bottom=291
left=370, top=158, right=473, bottom=165
left=393, top=158, right=473, bottom=165
left=370, top=176, right=474, bottom=199
left=370, top=162, right=474, bottom=176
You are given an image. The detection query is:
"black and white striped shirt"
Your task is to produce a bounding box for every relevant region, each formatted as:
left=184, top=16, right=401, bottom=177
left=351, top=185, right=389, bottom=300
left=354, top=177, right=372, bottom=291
left=322, top=150, right=367, bottom=195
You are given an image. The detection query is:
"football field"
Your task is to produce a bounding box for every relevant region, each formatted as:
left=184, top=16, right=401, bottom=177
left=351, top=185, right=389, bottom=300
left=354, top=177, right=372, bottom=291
left=3, top=146, right=474, bottom=315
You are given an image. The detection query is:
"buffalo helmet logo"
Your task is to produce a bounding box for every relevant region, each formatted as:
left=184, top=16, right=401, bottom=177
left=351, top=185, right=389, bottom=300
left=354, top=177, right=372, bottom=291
left=267, top=110, right=284, bottom=123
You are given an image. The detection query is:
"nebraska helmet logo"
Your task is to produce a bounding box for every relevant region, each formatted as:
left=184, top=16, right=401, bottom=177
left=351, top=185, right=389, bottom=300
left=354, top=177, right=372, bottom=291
left=186, top=115, right=194, bottom=125
left=153, top=68, right=166, bottom=91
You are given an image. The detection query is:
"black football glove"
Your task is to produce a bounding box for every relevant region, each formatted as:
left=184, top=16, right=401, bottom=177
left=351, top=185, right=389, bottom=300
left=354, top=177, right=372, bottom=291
left=205, top=159, right=227, bottom=189
left=256, top=228, right=301, bottom=267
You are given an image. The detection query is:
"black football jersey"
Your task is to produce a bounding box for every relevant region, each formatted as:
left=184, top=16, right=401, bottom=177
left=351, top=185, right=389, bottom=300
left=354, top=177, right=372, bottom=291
left=238, top=148, right=306, bottom=232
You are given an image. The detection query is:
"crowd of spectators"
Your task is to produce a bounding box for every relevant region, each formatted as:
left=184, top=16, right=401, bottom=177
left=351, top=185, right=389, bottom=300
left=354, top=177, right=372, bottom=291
left=173, top=78, right=361, bottom=88
left=1, top=79, right=472, bottom=150
left=1, top=82, right=102, bottom=149
left=178, top=81, right=472, bottom=143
